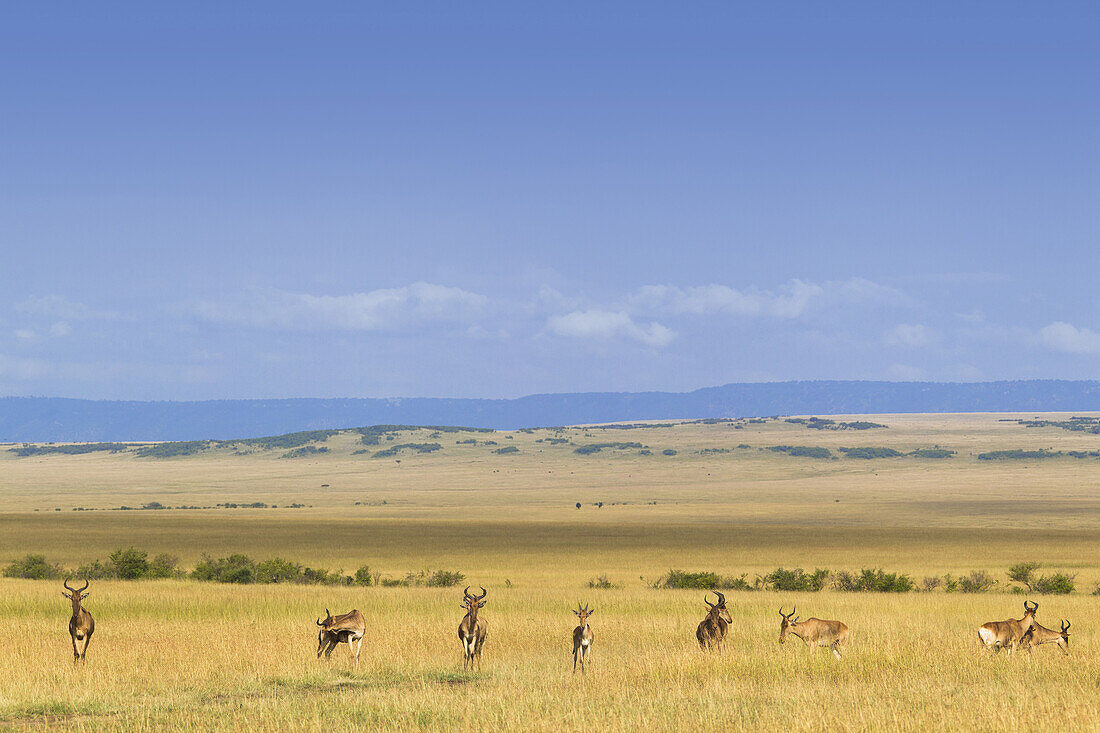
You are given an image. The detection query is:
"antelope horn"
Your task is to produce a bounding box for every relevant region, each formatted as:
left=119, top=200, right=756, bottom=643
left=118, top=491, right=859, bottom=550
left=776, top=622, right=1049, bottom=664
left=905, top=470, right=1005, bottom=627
left=714, top=590, right=725, bottom=606
left=63, top=578, right=75, bottom=592
left=1062, top=619, right=1071, bottom=632
left=1024, top=600, right=1038, bottom=612
left=317, top=616, right=325, bottom=626
left=463, top=585, right=472, bottom=599
left=475, top=586, right=487, bottom=600
left=76, top=578, right=89, bottom=593
left=704, top=593, right=715, bottom=608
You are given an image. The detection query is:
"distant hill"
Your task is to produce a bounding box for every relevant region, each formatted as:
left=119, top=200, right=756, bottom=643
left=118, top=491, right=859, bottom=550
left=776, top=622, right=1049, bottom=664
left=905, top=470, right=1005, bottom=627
left=3, top=380, right=1100, bottom=443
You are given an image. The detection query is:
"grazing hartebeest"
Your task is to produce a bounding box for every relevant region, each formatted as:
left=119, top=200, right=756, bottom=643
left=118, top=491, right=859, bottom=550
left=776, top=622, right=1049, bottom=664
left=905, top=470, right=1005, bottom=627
left=1021, top=618, right=1070, bottom=655
left=458, top=586, right=488, bottom=671
left=62, top=579, right=95, bottom=663
left=316, top=608, right=366, bottom=667
left=778, top=606, right=849, bottom=660
left=978, top=600, right=1038, bottom=655
left=696, top=591, right=732, bottom=651
left=572, top=603, right=594, bottom=674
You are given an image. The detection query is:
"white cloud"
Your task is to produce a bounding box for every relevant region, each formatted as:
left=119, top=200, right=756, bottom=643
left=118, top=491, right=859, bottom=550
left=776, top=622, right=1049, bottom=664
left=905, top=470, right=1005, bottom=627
left=193, top=282, right=489, bottom=333
left=628, top=277, right=907, bottom=320
left=547, top=310, right=675, bottom=348
left=15, top=295, right=114, bottom=320
left=49, top=322, right=72, bottom=337
left=1039, top=321, right=1100, bottom=355
left=884, top=323, right=933, bottom=347
left=14, top=329, right=36, bottom=340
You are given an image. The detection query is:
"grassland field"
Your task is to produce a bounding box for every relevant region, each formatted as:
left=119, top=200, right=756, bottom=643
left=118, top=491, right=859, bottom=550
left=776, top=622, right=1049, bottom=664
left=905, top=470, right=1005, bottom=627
left=1, top=412, right=1099, bottom=730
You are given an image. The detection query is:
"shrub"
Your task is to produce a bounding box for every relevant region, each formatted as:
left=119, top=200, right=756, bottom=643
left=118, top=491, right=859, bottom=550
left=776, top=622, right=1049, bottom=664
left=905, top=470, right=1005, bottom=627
left=834, top=568, right=913, bottom=593
left=762, top=567, right=830, bottom=592
left=655, top=569, right=722, bottom=589
left=766, top=445, right=832, bottom=459
left=192, top=554, right=256, bottom=584
left=921, top=576, right=943, bottom=592
left=255, top=558, right=302, bottom=584
left=109, top=547, right=149, bottom=579
left=1033, top=573, right=1075, bottom=595
left=426, top=569, right=466, bottom=587
left=493, top=446, right=519, bottom=455
left=354, top=566, right=374, bottom=586
left=910, top=448, right=956, bottom=459
left=2, top=554, right=64, bottom=580
left=662, top=449, right=678, bottom=456
left=947, top=570, right=997, bottom=593
left=300, top=567, right=350, bottom=585
left=588, top=575, right=617, bottom=589
left=1007, top=561, right=1041, bottom=592
left=839, top=447, right=903, bottom=459
left=76, top=559, right=115, bottom=580
left=148, top=553, right=182, bottom=579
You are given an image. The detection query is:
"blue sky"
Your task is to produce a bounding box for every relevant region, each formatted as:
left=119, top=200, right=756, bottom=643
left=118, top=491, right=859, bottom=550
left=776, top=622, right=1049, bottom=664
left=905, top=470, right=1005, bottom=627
left=2, top=3, right=1099, bottom=400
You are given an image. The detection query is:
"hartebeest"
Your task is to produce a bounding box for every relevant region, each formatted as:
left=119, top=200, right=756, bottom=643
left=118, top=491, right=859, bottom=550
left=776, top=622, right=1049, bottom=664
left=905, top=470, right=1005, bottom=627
left=778, top=606, right=849, bottom=660
left=977, top=600, right=1038, bottom=655
left=62, top=579, right=94, bottom=663
left=572, top=603, right=594, bottom=673
left=458, top=586, right=488, bottom=671
left=696, top=591, right=732, bottom=651
left=1021, top=618, right=1070, bottom=655
left=316, top=608, right=366, bottom=667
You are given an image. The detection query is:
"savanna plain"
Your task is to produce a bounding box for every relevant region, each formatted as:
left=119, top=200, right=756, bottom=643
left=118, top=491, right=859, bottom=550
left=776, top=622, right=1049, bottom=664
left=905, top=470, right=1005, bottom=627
left=1, top=413, right=1099, bottom=731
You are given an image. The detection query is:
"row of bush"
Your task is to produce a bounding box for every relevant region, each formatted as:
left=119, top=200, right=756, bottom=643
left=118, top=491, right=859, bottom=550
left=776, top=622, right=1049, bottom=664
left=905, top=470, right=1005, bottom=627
left=2, top=550, right=466, bottom=588
left=650, top=563, right=1082, bottom=594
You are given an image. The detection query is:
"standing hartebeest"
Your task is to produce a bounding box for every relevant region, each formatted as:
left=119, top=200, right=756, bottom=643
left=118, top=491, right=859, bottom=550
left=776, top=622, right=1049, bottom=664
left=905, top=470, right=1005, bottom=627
left=696, top=591, right=732, bottom=651
left=977, top=600, right=1038, bottom=655
left=316, top=608, right=366, bottom=667
left=62, top=579, right=95, bottom=663
left=458, top=586, right=488, bottom=671
left=778, top=606, right=849, bottom=660
left=1021, top=618, right=1070, bottom=655
left=572, top=603, right=594, bottom=674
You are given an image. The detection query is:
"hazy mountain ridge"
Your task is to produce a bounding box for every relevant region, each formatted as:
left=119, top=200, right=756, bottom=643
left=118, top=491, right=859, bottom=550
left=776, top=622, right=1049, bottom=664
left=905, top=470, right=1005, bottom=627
left=3, top=380, right=1100, bottom=443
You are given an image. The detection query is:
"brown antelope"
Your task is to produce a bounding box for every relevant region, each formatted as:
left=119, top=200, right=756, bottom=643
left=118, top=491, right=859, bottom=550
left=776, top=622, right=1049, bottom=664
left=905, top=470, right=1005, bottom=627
left=977, top=600, right=1038, bottom=655
left=696, top=591, right=731, bottom=651
left=458, top=586, right=488, bottom=671
left=316, top=608, right=366, bottom=667
left=572, top=603, right=594, bottom=673
left=62, top=579, right=95, bottom=663
left=1021, top=618, right=1070, bottom=655
left=778, top=606, right=849, bottom=660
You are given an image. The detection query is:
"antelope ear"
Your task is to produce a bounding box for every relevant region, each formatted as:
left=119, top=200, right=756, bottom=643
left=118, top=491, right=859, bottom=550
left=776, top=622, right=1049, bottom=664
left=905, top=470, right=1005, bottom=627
left=62, top=592, right=71, bottom=599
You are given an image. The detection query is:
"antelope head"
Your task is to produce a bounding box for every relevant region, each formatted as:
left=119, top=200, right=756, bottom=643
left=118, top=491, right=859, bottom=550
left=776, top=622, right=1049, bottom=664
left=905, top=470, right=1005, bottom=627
left=779, top=606, right=800, bottom=643
left=461, top=586, right=487, bottom=617
left=573, top=602, right=593, bottom=626
left=316, top=608, right=334, bottom=655
left=62, top=579, right=90, bottom=609
left=1060, top=619, right=1071, bottom=646
left=704, top=591, right=731, bottom=624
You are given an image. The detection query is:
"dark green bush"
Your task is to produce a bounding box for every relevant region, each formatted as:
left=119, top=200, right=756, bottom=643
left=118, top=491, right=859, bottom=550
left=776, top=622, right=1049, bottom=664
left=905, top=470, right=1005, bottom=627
left=655, top=570, right=723, bottom=589
left=493, top=446, right=519, bottom=455
left=839, top=447, right=903, bottom=459
left=761, top=567, right=830, bottom=592
left=662, top=449, right=678, bottom=456
left=425, top=569, right=466, bottom=587
left=354, top=566, right=374, bottom=586
left=767, top=445, right=832, bottom=459
left=834, top=568, right=914, bottom=592
left=1033, top=573, right=1075, bottom=595
left=255, top=558, right=302, bottom=584
left=2, top=554, right=64, bottom=580
left=192, top=554, right=256, bottom=584
left=148, top=553, right=182, bottom=579
left=109, top=547, right=149, bottom=579
left=588, top=575, right=617, bottom=589
left=947, top=570, right=997, bottom=593
left=909, top=448, right=956, bottom=459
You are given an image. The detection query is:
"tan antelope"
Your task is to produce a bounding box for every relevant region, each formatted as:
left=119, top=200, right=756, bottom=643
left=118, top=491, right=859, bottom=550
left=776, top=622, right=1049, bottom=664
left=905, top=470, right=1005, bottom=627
left=458, top=586, right=488, bottom=671
left=316, top=608, right=366, bottom=667
left=778, top=606, right=849, bottom=660
left=62, top=579, right=95, bottom=663
left=1021, top=618, right=1070, bottom=655
left=977, top=600, right=1038, bottom=655
left=571, top=603, right=594, bottom=673
left=696, top=591, right=731, bottom=651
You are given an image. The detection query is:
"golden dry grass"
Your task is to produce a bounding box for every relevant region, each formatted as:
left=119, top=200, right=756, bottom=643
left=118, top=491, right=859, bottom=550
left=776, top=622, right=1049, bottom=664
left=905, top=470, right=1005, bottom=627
left=1, top=412, right=1099, bottom=730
